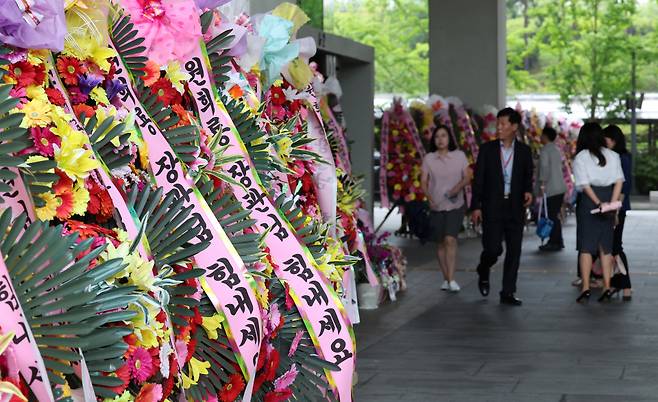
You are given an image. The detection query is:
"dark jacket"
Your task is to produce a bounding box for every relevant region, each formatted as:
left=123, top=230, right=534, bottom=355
left=620, top=152, right=632, bottom=211
left=471, top=139, right=534, bottom=223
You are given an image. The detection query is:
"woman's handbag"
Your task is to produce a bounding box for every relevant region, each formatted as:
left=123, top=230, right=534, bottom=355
left=536, top=194, right=554, bottom=242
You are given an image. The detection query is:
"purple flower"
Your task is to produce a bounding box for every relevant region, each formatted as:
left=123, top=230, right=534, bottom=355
left=78, top=74, right=103, bottom=95
left=105, top=78, right=126, bottom=101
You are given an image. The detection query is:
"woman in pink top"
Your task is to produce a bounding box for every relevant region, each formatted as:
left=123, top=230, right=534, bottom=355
left=421, top=125, right=471, bottom=292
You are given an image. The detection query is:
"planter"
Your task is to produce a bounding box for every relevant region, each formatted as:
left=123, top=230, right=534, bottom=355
left=357, top=283, right=380, bottom=310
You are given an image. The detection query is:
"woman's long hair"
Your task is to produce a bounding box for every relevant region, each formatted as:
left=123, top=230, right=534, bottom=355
left=429, top=125, right=457, bottom=152
left=576, top=122, right=606, bottom=167
left=602, top=124, right=629, bottom=155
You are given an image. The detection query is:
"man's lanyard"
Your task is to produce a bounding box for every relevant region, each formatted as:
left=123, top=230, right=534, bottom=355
left=500, top=141, right=515, bottom=192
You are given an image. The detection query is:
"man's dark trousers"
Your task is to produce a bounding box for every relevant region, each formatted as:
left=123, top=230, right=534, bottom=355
left=546, top=193, right=564, bottom=247
left=476, top=199, right=524, bottom=295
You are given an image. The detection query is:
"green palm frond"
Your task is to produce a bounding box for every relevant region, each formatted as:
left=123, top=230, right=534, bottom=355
left=80, top=114, right=133, bottom=171
left=0, top=46, right=11, bottom=79
left=253, top=280, right=339, bottom=402
left=196, top=177, right=264, bottom=265
left=0, top=210, right=137, bottom=399
left=272, top=192, right=327, bottom=261
left=110, top=12, right=147, bottom=75
left=0, top=85, right=29, bottom=203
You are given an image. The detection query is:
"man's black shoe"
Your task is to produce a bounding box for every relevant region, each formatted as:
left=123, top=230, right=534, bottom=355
left=478, top=278, right=490, bottom=297
left=539, top=243, right=562, bottom=252
left=500, top=294, right=522, bottom=306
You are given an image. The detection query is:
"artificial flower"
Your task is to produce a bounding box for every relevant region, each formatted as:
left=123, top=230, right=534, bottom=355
left=269, top=86, right=286, bottom=106
left=25, top=85, right=47, bottom=102
left=6, top=61, right=44, bottom=87
left=105, top=78, right=127, bottom=101
left=263, top=348, right=280, bottom=381
left=182, top=357, right=211, bottom=389
left=122, top=0, right=203, bottom=65
left=45, top=88, right=66, bottom=106
left=287, top=330, right=304, bottom=357
left=90, top=86, right=110, bottom=105
left=56, top=56, right=86, bottom=85
left=219, top=373, right=245, bottom=402
left=228, top=84, right=243, bottom=99
left=78, top=74, right=103, bottom=95
left=56, top=189, right=75, bottom=220
left=264, top=389, right=293, bottom=402
left=150, top=78, right=182, bottom=106
left=141, top=60, right=161, bottom=87
left=71, top=181, right=90, bottom=216
left=67, top=86, right=89, bottom=104
left=128, top=347, right=156, bottom=382
left=201, top=314, right=224, bottom=340
left=52, top=128, right=98, bottom=180
left=165, top=61, right=190, bottom=94
left=20, top=98, right=52, bottom=127
left=73, top=104, right=96, bottom=120
left=273, top=364, right=298, bottom=391
left=135, top=383, right=162, bottom=402
left=86, top=178, right=114, bottom=222
left=30, top=126, right=60, bottom=157
left=35, top=192, right=61, bottom=221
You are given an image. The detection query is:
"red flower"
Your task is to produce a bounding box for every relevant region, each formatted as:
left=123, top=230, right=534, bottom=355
left=219, top=373, right=245, bottom=402
left=63, top=220, right=117, bottom=240
left=86, top=179, right=114, bottom=222
left=7, top=61, right=39, bottom=87
left=150, top=78, right=181, bottom=106
left=264, top=389, right=293, bottom=402
left=56, top=56, right=86, bottom=86
left=68, top=86, right=88, bottom=104
left=109, top=363, right=131, bottom=394
left=263, top=349, right=280, bottom=381
left=45, top=88, right=66, bottom=106
left=141, top=60, right=161, bottom=87
left=30, top=126, right=60, bottom=157
left=269, top=87, right=286, bottom=106
left=73, top=104, right=96, bottom=121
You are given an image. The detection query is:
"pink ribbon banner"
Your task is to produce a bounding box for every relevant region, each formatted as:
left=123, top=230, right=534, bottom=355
left=0, top=254, right=53, bottom=401
left=322, top=101, right=351, bottom=174
left=184, top=44, right=355, bottom=401
left=0, top=167, right=35, bottom=227
left=110, top=46, right=263, bottom=391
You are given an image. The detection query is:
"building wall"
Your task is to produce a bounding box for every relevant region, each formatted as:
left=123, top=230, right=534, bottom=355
left=429, top=0, right=506, bottom=108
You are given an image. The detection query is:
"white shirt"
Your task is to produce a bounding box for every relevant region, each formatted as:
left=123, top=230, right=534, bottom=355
left=573, top=148, right=625, bottom=190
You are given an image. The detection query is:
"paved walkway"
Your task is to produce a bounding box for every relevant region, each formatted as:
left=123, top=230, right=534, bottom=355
left=355, top=205, right=658, bottom=402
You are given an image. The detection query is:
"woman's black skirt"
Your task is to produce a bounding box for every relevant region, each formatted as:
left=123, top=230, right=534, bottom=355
left=576, top=185, right=615, bottom=255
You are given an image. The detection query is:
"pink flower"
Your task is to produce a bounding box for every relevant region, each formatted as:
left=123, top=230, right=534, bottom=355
left=273, top=364, right=298, bottom=391
left=287, top=330, right=304, bottom=357
left=122, top=0, right=203, bottom=65
left=136, top=383, right=163, bottom=402
left=128, top=347, right=156, bottom=382
left=30, top=127, right=61, bottom=157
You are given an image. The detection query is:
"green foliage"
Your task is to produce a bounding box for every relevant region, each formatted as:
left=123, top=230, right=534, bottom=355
left=507, top=0, right=658, bottom=118
left=325, top=0, right=428, bottom=96
left=635, top=151, right=658, bottom=194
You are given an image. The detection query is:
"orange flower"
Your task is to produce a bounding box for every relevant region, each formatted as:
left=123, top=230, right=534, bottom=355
left=73, top=104, right=96, bottom=121
left=141, top=60, right=161, bottom=87
left=228, top=84, right=244, bottom=100
left=56, top=57, right=86, bottom=86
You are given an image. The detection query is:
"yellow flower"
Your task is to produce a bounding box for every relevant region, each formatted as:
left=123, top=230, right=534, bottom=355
left=182, top=358, right=211, bottom=389
left=25, top=85, right=47, bottom=101
left=129, top=303, right=165, bottom=349
left=0, top=332, right=26, bottom=401
left=90, top=86, right=110, bottom=106
left=201, top=314, right=225, bottom=340
left=103, top=390, right=132, bottom=402
left=20, top=98, right=52, bottom=127
left=255, top=278, right=269, bottom=309
left=53, top=127, right=99, bottom=180
left=165, top=61, right=190, bottom=94
left=35, top=192, right=61, bottom=221
left=71, top=182, right=89, bottom=216
left=276, top=136, right=293, bottom=164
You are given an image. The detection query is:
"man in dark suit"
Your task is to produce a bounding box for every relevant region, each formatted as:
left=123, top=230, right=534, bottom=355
left=471, top=108, right=533, bottom=306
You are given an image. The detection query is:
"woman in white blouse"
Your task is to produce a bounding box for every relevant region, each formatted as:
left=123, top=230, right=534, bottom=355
left=573, top=123, right=624, bottom=303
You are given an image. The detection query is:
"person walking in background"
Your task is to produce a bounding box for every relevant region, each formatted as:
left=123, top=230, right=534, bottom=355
left=573, top=123, right=624, bottom=303
left=421, top=125, right=471, bottom=292
left=603, top=125, right=633, bottom=301
left=471, top=108, right=533, bottom=306
left=536, top=127, right=568, bottom=251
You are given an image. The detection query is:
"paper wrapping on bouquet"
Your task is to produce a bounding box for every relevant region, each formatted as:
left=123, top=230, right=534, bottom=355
left=378, top=111, right=391, bottom=208
left=110, top=48, right=263, bottom=395
left=304, top=86, right=338, bottom=237
left=183, top=43, right=355, bottom=401
left=0, top=254, right=53, bottom=401
left=46, top=58, right=150, bottom=259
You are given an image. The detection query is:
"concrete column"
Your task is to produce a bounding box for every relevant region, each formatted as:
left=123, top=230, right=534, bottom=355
left=249, top=0, right=288, bottom=14
left=429, top=0, right=506, bottom=108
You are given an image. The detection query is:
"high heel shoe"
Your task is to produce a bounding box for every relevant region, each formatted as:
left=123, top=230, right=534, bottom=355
left=609, top=288, right=621, bottom=298
left=576, top=290, right=591, bottom=303
left=598, top=289, right=613, bottom=302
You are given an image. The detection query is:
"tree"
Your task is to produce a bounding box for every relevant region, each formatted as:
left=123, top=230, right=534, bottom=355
left=533, top=0, right=638, bottom=118
left=325, top=0, right=428, bottom=96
